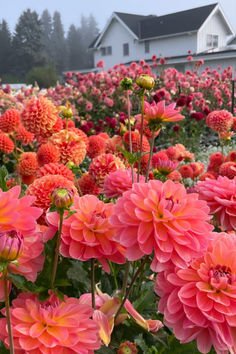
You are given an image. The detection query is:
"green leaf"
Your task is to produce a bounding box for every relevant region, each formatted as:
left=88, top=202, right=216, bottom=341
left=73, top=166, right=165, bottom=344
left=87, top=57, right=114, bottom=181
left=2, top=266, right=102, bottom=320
left=7, top=273, right=38, bottom=293
left=0, top=341, right=9, bottom=353
left=117, top=146, right=139, bottom=165
left=64, top=210, right=77, bottom=219
left=0, top=166, right=8, bottom=191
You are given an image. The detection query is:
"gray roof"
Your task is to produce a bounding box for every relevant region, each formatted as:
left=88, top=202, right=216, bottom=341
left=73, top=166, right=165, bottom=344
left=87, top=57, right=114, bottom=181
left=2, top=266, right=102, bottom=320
left=89, top=3, right=218, bottom=48
left=139, top=3, right=217, bottom=39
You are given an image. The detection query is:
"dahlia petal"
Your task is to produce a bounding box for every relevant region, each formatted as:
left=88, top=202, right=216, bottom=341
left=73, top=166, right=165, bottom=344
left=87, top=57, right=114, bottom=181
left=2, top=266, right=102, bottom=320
left=29, top=323, right=46, bottom=338
left=196, top=329, right=213, bottom=354
left=196, top=292, right=213, bottom=312
left=12, top=308, right=34, bottom=323
left=184, top=305, right=207, bottom=326
left=47, top=326, right=69, bottom=341
left=19, top=336, right=40, bottom=350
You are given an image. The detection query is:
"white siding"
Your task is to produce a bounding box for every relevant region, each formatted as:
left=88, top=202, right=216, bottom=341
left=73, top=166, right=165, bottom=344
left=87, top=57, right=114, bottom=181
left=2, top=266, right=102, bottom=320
left=197, top=10, right=229, bottom=53
left=94, top=18, right=197, bottom=70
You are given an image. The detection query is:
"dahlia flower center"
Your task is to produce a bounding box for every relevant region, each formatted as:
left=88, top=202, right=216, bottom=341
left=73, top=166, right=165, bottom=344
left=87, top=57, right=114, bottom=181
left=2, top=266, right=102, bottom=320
left=209, top=264, right=232, bottom=290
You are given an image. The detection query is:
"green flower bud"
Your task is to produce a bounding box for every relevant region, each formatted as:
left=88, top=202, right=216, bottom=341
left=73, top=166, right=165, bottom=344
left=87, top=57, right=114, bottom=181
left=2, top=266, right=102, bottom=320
left=136, top=74, right=155, bottom=90
left=120, top=78, right=133, bottom=91
left=50, top=187, right=74, bottom=210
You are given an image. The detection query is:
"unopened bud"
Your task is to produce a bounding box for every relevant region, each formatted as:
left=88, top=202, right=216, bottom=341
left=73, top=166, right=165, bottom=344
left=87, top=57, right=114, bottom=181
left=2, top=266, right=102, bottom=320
left=136, top=74, right=155, bottom=90
left=0, top=230, right=23, bottom=262
left=120, top=78, right=133, bottom=91
left=50, top=187, right=74, bottom=209
left=117, top=341, right=138, bottom=354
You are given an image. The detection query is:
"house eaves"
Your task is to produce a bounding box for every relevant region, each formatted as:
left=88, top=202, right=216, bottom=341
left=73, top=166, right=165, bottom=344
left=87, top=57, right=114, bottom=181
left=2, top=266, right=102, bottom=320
left=198, top=3, right=234, bottom=35
left=138, top=30, right=197, bottom=42
left=93, top=12, right=143, bottom=49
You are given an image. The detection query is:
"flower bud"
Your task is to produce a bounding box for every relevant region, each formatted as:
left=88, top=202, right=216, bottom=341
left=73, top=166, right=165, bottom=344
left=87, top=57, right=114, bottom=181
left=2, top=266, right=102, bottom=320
left=50, top=187, right=74, bottom=209
left=120, top=78, right=133, bottom=91
left=136, top=74, right=155, bottom=90
left=117, top=341, right=138, bottom=354
left=0, top=231, right=23, bottom=262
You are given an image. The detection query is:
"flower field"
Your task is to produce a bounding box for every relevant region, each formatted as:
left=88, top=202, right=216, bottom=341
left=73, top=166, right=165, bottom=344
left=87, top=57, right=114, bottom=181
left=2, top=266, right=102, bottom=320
left=0, top=58, right=235, bottom=353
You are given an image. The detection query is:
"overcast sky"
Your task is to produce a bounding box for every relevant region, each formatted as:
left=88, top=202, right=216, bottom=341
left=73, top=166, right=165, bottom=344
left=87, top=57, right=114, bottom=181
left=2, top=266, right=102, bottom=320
left=1, top=0, right=236, bottom=34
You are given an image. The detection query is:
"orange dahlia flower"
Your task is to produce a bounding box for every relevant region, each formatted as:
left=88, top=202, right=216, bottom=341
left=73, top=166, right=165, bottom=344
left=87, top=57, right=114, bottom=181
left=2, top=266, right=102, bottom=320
left=21, top=96, right=59, bottom=138
left=0, top=292, right=100, bottom=353
left=49, top=129, right=86, bottom=165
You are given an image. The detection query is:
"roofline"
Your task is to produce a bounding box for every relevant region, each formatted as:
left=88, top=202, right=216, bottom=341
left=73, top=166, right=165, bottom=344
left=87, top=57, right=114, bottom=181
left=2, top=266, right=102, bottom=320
left=138, top=30, right=197, bottom=42
left=93, top=12, right=139, bottom=48
left=198, top=3, right=234, bottom=35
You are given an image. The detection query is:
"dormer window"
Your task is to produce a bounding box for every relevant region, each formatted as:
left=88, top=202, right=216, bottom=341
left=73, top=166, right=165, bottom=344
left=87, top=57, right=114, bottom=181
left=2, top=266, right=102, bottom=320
left=101, top=46, right=112, bottom=56
left=123, top=43, right=129, bottom=56
left=206, top=34, right=219, bottom=48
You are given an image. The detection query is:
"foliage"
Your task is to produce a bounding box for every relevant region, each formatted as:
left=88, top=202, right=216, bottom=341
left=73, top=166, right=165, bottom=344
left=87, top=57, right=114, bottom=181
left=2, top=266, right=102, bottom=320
left=26, top=65, right=58, bottom=88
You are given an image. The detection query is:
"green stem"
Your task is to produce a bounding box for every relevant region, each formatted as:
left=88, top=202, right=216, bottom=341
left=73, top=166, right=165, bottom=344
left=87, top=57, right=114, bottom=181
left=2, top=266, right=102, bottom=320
left=3, top=270, right=14, bottom=354
left=91, top=258, right=95, bottom=309
left=137, top=91, right=145, bottom=182
left=114, top=255, right=149, bottom=321
left=108, top=260, right=118, bottom=289
left=127, top=90, right=134, bottom=183
left=50, top=211, right=64, bottom=289
left=145, top=131, right=155, bottom=182
left=120, top=261, right=130, bottom=297
left=65, top=117, right=69, bottom=131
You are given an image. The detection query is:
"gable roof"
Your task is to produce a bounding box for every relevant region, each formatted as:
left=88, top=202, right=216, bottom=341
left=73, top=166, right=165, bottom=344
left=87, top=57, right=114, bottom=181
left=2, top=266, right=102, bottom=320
left=139, top=3, right=218, bottom=39
left=90, top=3, right=232, bottom=48
left=113, top=12, right=154, bottom=37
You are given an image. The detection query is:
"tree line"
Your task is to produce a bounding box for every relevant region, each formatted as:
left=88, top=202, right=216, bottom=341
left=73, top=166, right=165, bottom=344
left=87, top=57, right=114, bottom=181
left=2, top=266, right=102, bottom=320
left=0, top=9, right=99, bottom=84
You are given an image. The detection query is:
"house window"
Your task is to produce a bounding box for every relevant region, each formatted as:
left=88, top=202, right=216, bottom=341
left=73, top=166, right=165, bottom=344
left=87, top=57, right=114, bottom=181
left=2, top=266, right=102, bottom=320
left=144, top=41, right=150, bottom=53
left=123, top=43, right=129, bottom=56
left=101, top=46, right=112, bottom=56
left=206, top=34, right=219, bottom=48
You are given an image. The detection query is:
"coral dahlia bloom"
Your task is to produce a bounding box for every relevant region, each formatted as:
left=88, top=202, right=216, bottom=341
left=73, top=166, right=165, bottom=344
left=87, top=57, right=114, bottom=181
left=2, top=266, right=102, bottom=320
left=219, top=161, right=236, bottom=179
left=46, top=195, right=126, bottom=272
left=15, top=125, right=34, bottom=145
left=18, top=152, right=38, bottom=176
left=37, top=143, right=60, bottom=167
left=77, top=173, right=101, bottom=196
left=89, top=153, right=125, bottom=187
left=197, top=176, right=236, bottom=231
left=110, top=180, right=213, bottom=271
left=0, top=133, right=14, bottom=154
left=0, top=227, right=44, bottom=301
left=21, top=96, right=59, bottom=138
left=206, top=110, right=234, bottom=133
left=144, top=100, right=184, bottom=125
left=0, top=292, right=100, bottom=353
left=123, top=131, right=150, bottom=153
left=49, top=129, right=86, bottom=165
left=37, top=162, right=75, bottom=181
left=155, top=233, right=236, bottom=353
left=0, top=108, right=20, bottom=133
left=87, top=135, right=106, bottom=158
left=103, top=169, right=145, bottom=198
left=0, top=186, right=42, bottom=233
left=27, top=175, right=77, bottom=223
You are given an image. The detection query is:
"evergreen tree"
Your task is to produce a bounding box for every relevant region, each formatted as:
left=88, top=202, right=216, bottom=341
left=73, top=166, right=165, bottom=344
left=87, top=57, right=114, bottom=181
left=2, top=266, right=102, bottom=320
left=0, top=19, right=12, bottom=77
left=67, top=24, right=84, bottom=70
left=79, top=14, right=99, bottom=69
left=41, top=9, right=53, bottom=64
left=51, top=11, right=67, bottom=73
left=12, top=9, right=44, bottom=78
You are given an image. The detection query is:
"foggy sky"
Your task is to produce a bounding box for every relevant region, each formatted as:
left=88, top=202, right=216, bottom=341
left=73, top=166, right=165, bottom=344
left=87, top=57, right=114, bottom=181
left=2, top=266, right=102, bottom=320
left=1, top=0, right=236, bottom=34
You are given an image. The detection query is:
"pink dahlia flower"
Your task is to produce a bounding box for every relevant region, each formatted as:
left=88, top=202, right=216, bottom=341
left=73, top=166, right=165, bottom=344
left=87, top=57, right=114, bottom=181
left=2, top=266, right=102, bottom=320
left=0, top=227, right=44, bottom=301
left=103, top=169, right=145, bottom=198
left=0, top=186, right=42, bottom=233
left=144, top=100, right=185, bottom=124
left=46, top=195, right=126, bottom=272
left=206, top=110, right=234, bottom=133
left=155, top=233, right=236, bottom=353
left=110, top=180, right=213, bottom=271
left=0, top=292, right=100, bottom=353
left=197, top=176, right=236, bottom=231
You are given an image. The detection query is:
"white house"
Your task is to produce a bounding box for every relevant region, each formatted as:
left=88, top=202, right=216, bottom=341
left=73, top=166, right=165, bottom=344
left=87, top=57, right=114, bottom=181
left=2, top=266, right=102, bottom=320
left=89, top=3, right=236, bottom=72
